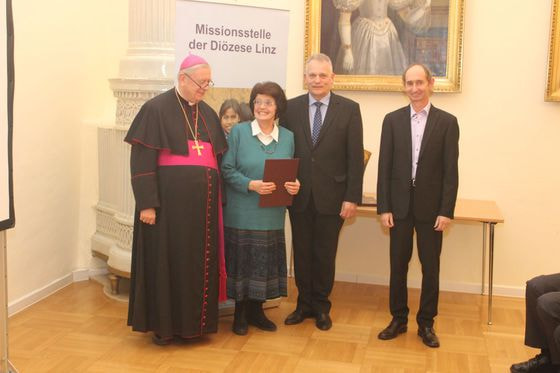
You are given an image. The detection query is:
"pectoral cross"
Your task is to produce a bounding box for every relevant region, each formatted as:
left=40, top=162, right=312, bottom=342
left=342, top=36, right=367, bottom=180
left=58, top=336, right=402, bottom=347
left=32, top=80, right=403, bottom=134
left=192, top=140, right=204, bottom=156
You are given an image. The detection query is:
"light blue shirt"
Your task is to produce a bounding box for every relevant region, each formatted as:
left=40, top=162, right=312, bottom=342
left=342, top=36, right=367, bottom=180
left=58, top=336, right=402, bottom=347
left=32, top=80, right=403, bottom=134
left=308, top=93, right=331, bottom=133
left=410, top=102, right=431, bottom=179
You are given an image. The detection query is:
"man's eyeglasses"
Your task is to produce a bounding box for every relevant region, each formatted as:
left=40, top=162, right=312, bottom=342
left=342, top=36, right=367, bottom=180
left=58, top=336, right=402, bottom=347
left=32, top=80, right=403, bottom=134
left=183, top=73, right=214, bottom=89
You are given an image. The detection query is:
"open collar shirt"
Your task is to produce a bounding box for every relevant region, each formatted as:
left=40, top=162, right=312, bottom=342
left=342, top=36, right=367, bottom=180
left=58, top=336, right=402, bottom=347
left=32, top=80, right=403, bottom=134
left=410, top=102, right=431, bottom=179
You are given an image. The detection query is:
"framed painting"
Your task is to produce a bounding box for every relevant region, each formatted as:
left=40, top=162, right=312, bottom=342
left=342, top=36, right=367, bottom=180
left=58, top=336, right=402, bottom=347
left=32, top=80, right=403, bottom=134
left=546, top=0, right=560, bottom=101
left=305, top=0, right=465, bottom=92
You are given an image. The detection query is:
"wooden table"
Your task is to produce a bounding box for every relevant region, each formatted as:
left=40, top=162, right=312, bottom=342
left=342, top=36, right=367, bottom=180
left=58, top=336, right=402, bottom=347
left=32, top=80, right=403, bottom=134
left=358, top=196, right=504, bottom=325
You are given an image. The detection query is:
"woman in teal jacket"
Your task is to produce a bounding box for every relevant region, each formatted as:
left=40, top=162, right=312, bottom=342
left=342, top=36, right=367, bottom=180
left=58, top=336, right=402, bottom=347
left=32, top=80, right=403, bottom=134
left=221, top=81, right=299, bottom=335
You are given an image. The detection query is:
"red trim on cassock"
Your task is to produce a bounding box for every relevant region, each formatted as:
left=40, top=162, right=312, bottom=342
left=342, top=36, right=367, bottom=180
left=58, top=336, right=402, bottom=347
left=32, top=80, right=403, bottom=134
left=199, top=168, right=211, bottom=334
left=131, top=171, right=155, bottom=179
left=197, top=112, right=227, bottom=300
left=127, top=138, right=171, bottom=151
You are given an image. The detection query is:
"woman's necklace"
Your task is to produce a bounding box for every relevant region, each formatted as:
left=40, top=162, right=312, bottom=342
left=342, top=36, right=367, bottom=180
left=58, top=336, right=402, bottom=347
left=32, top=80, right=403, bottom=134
left=175, top=89, right=203, bottom=156
left=260, top=141, right=277, bottom=154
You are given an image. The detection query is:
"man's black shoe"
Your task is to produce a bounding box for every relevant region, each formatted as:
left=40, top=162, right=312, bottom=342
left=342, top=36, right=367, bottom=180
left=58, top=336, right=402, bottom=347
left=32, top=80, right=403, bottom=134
left=510, top=353, right=551, bottom=372
left=378, top=320, right=407, bottom=340
left=315, top=313, right=332, bottom=331
left=417, top=326, right=440, bottom=348
left=284, top=309, right=314, bottom=325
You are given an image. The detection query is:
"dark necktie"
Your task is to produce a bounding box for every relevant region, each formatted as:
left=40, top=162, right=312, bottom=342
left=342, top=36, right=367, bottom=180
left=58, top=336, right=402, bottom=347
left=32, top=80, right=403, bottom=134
left=312, top=101, right=323, bottom=145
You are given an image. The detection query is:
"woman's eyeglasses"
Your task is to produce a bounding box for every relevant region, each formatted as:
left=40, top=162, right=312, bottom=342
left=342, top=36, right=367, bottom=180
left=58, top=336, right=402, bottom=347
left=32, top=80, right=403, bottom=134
left=253, top=99, right=275, bottom=107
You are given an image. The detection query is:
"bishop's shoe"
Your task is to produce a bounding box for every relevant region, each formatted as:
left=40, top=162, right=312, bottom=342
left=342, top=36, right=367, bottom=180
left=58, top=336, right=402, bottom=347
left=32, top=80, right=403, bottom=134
left=417, top=326, right=440, bottom=348
left=510, top=352, right=552, bottom=373
left=378, top=320, right=407, bottom=340
left=151, top=333, right=173, bottom=346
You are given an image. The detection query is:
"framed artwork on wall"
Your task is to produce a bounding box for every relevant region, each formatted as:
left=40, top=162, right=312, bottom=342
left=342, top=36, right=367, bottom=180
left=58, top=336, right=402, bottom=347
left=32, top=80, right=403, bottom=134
left=305, top=0, right=465, bottom=92
left=546, top=0, right=560, bottom=101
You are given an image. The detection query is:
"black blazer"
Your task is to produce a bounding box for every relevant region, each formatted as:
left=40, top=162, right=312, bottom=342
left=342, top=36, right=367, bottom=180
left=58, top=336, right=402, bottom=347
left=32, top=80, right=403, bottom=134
left=282, top=92, right=364, bottom=214
left=377, top=105, right=459, bottom=222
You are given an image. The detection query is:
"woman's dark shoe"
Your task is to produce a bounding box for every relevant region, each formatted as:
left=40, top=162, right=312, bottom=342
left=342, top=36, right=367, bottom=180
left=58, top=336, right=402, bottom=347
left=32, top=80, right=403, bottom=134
left=247, top=300, right=277, bottom=331
left=232, top=301, right=248, bottom=335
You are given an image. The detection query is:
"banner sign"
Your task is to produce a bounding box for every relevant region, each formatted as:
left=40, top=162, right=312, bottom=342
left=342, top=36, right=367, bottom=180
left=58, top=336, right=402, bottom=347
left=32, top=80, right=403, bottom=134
left=176, top=0, right=290, bottom=88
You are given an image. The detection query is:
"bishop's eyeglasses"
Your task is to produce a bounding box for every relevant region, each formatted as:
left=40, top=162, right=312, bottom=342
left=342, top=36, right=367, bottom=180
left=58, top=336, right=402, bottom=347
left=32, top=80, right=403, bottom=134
left=183, top=72, right=215, bottom=89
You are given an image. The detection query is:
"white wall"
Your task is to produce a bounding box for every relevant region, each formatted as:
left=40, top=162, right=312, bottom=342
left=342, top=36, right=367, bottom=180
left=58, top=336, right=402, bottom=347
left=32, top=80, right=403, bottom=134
left=7, top=1, right=127, bottom=303
left=338, top=0, right=560, bottom=294
left=332, top=0, right=560, bottom=294
left=216, top=0, right=560, bottom=295
left=7, top=0, right=560, bottom=305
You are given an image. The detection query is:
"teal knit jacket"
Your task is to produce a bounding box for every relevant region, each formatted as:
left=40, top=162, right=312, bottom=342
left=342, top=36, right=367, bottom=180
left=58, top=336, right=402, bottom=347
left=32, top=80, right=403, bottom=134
left=221, top=121, right=295, bottom=230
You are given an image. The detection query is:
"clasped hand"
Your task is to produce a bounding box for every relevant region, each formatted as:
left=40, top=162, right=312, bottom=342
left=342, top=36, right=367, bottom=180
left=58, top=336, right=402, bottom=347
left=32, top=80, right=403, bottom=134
left=284, top=179, right=300, bottom=195
left=249, top=179, right=301, bottom=195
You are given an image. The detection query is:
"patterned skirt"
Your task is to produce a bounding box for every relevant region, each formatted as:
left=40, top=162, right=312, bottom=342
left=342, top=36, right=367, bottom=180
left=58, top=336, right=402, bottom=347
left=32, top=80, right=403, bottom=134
left=224, top=227, right=288, bottom=301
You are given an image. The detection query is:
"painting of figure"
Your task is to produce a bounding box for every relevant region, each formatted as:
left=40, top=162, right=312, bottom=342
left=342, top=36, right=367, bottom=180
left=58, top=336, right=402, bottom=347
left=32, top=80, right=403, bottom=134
left=308, top=0, right=464, bottom=91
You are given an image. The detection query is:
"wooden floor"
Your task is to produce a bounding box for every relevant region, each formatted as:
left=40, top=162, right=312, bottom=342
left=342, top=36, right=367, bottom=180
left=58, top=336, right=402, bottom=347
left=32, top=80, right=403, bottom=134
left=9, top=279, right=535, bottom=372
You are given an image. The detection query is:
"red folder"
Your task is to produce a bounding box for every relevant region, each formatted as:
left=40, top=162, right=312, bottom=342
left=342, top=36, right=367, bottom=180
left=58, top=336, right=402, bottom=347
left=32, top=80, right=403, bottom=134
left=259, top=158, right=300, bottom=207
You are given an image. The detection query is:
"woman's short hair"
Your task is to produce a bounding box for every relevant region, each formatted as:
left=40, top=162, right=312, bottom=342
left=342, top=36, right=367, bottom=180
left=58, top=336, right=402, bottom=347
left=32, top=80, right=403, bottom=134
left=249, top=81, right=287, bottom=119
left=218, top=98, right=241, bottom=119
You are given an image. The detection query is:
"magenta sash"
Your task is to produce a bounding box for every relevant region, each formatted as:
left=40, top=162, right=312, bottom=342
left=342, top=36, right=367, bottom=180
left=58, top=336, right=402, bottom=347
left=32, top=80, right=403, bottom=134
left=158, top=140, right=217, bottom=169
left=158, top=140, right=227, bottom=302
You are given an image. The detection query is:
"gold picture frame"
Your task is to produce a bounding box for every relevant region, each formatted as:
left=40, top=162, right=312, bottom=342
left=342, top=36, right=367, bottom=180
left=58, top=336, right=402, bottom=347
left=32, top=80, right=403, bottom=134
left=546, top=0, right=560, bottom=101
left=305, top=0, right=465, bottom=92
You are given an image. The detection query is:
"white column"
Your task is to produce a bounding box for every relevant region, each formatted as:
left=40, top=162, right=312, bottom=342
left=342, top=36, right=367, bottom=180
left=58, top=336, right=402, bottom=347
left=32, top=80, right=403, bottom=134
left=92, top=0, right=174, bottom=280
left=120, top=0, right=175, bottom=79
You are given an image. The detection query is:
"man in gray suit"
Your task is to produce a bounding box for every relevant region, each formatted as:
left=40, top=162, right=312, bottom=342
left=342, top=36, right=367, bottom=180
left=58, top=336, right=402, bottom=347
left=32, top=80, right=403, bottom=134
left=376, top=63, right=459, bottom=347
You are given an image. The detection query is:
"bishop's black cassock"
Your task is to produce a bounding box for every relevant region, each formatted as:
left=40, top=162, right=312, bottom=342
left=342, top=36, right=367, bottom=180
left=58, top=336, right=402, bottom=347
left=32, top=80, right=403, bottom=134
left=125, top=88, right=227, bottom=339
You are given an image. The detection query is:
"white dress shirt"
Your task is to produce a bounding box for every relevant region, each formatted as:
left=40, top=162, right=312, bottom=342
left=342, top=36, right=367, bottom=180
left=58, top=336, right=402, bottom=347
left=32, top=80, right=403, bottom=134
left=410, top=102, right=431, bottom=180
left=251, top=119, right=279, bottom=145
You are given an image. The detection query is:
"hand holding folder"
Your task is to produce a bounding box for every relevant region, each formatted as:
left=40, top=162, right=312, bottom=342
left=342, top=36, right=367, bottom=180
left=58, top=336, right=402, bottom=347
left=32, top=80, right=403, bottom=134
left=259, top=158, right=300, bottom=207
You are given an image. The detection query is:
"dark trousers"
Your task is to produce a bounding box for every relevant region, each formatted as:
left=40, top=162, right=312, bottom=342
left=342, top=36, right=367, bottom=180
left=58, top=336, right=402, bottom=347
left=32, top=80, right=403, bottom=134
left=289, top=196, right=344, bottom=314
left=524, top=273, right=560, bottom=364
left=389, top=192, right=443, bottom=328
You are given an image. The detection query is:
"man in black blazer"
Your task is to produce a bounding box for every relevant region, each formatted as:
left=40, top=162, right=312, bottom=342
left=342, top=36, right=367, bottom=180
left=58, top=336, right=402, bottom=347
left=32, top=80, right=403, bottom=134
left=376, top=63, right=459, bottom=347
left=281, top=53, right=364, bottom=331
